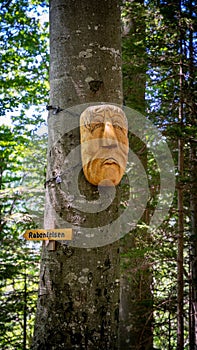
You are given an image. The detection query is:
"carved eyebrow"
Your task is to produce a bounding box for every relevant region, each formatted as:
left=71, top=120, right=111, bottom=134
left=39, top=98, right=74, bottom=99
left=80, top=108, right=128, bottom=129
left=88, top=114, right=104, bottom=125
left=92, top=119, right=104, bottom=125
left=112, top=115, right=128, bottom=128
left=81, top=115, right=92, bottom=130
left=112, top=115, right=126, bottom=122
left=88, top=115, right=128, bottom=131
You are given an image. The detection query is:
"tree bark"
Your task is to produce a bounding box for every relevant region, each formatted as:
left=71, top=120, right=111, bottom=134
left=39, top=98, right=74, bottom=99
left=119, top=2, right=153, bottom=348
left=177, top=3, right=184, bottom=347
left=177, top=138, right=184, bottom=350
left=188, top=1, right=197, bottom=347
left=32, top=1, right=123, bottom=349
left=189, top=141, right=197, bottom=350
left=119, top=141, right=153, bottom=350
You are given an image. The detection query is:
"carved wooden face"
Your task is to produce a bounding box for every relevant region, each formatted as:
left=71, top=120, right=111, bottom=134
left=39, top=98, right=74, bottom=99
left=80, top=105, right=129, bottom=186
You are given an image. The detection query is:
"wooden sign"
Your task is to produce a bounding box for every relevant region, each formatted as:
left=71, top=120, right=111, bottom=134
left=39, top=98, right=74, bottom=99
left=23, top=229, right=73, bottom=241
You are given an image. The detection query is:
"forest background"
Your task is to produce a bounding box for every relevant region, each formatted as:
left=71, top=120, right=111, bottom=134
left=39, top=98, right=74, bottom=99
left=0, top=0, right=196, bottom=349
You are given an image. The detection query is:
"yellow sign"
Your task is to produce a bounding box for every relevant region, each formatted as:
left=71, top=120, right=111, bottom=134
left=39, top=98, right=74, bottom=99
left=23, top=229, right=73, bottom=241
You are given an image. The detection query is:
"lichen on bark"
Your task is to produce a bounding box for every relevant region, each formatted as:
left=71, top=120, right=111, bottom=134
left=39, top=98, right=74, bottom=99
left=32, top=0, right=123, bottom=349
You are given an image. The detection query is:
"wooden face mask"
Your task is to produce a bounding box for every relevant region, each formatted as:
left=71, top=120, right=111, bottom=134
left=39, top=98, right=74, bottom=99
left=80, top=105, right=129, bottom=186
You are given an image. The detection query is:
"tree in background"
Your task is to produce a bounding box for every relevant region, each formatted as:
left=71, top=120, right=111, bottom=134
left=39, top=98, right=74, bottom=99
left=0, top=126, right=46, bottom=349
left=145, top=0, right=197, bottom=348
left=0, top=0, right=49, bottom=121
left=120, top=1, right=153, bottom=349
left=0, top=1, right=48, bottom=349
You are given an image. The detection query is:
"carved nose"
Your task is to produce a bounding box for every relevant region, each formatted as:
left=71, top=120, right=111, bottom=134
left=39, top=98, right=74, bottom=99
left=102, top=122, right=117, bottom=148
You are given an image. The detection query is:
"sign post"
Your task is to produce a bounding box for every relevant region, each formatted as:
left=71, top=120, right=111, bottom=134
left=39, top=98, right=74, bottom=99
left=23, top=229, right=73, bottom=241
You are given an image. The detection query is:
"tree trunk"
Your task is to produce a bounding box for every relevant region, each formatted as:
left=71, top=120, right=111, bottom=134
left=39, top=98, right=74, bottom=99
left=177, top=137, right=184, bottom=350
left=188, top=1, right=197, bottom=347
left=119, top=142, right=153, bottom=350
left=119, top=2, right=153, bottom=348
left=177, top=3, right=184, bottom=347
left=32, top=1, right=123, bottom=349
left=189, top=141, right=197, bottom=350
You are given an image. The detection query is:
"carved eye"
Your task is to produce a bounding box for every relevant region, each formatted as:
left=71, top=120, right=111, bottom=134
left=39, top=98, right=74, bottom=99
left=113, top=123, right=123, bottom=131
left=112, top=115, right=126, bottom=132
left=91, top=122, right=104, bottom=132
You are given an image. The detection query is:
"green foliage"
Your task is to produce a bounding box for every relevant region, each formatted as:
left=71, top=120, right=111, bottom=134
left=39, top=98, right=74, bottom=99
left=0, top=124, right=46, bottom=349
left=122, top=1, right=147, bottom=113
left=0, top=0, right=196, bottom=348
left=122, top=0, right=196, bottom=348
left=145, top=0, right=196, bottom=348
left=0, top=0, right=49, bottom=120
left=0, top=1, right=48, bottom=348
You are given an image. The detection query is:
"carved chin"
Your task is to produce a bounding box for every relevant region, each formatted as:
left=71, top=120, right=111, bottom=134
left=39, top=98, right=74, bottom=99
left=83, top=160, right=124, bottom=186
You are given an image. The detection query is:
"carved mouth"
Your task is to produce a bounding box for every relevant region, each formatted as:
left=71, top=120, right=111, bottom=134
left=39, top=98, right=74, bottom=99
left=103, top=158, right=118, bottom=165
